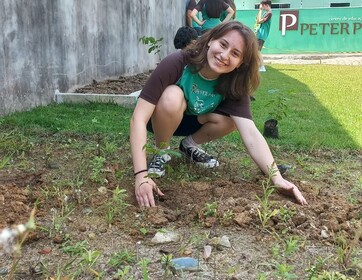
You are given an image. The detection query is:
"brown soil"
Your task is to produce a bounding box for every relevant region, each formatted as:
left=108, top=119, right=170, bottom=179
left=0, top=75, right=361, bottom=279
left=74, top=72, right=151, bottom=95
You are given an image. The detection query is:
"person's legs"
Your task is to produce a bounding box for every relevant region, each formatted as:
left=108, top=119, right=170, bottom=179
left=258, top=39, right=266, bottom=72
left=148, top=85, right=186, bottom=176
left=151, top=85, right=187, bottom=148
left=192, top=113, right=236, bottom=144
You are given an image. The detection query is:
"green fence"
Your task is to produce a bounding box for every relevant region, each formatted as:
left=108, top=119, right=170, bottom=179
left=236, top=8, right=362, bottom=54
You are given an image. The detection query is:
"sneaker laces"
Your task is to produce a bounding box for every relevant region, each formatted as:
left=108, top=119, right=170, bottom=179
left=189, top=146, right=213, bottom=161
left=149, top=155, right=167, bottom=169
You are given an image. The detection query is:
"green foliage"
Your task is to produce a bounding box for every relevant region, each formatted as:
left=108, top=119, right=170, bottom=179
left=266, top=95, right=288, bottom=122
left=108, top=249, right=136, bottom=267
left=61, top=240, right=89, bottom=257
left=89, top=156, right=106, bottom=183
left=104, top=186, right=130, bottom=225
left=256, top=166, right=279, bottom=228
left=203, top=201, right=218, bottom=217
left=139, top=36, right=163, bottom=57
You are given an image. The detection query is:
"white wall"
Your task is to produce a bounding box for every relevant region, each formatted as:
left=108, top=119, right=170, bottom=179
left=0, top=0, right=184, bottom=116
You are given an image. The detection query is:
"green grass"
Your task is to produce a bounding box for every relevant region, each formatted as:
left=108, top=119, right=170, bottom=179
left=249, top=64, right=361, bottom=149
left=0, top=64, right=361, bottom=150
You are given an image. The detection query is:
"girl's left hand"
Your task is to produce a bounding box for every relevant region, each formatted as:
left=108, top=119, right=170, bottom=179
left=273, top=177, right=308, bottom=205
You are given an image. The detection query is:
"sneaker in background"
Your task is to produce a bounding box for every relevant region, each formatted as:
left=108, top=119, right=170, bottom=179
left=179, top=139, right=219, bottom=168
left=259, top=65, right=266, bottom=72
left=148, top=153, right=171, bottom=177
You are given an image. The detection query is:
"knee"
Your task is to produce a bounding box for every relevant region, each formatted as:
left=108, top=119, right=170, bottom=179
left=218, top=115, right=236, bottom=133
left=157, top=85, right=186, bottom=113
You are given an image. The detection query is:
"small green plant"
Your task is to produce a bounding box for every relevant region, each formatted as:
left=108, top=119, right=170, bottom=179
left=139, top=227, right=149, bottom=236
left=221, top=209, right=235, bottom=225
left=160, top=253, right=175, bottom=276
left=256, top=166, right=279, bottom=228
left=114, top=265, right=134, bottom=280
left=104, top=186, right=130, bottom=226
left=89, top=155, right=106, bottom=183
left=0, top=153, right=12, bottom=169
left=139, top=36, right=163, bottom=60
left=266, top=96, right=288, bottom=122
left=278, top=205, right=296, bottom=223
left=108, top=249, right=136, bottom=268
left=61, top=240, right=89, bottom=257
left=203, top=201, right=218, bottom=217
left=334, top=228, right=362, bottom=273
left=138, top=257, right=151, bottom=280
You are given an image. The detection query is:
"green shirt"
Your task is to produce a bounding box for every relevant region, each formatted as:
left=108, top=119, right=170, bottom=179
left=177, top=66, right=223, bottom=115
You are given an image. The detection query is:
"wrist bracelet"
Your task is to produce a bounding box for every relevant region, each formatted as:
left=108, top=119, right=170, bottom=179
left=134, top=169, right=148, bottom=177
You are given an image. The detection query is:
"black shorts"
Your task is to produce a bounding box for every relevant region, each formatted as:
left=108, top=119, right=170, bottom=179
left=146, top=114, right=202, bottom=136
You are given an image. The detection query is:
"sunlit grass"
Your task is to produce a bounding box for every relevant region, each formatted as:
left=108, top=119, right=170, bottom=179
left=0, top=64, right=361, bottom=150
left=250, top=64, right=361, bottom=149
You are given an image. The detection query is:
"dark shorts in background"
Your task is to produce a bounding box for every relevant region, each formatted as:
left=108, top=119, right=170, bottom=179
left=146, top=114, right=202, bottom=136
left=258, top=39, right=265, bottom=51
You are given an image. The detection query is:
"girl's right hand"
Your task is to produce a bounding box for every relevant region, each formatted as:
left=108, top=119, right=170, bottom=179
left=135, top=176, right=164, bottom=207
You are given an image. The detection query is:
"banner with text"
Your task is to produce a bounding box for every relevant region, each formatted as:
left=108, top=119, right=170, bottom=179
left=236, top=7, right=362, bottom=54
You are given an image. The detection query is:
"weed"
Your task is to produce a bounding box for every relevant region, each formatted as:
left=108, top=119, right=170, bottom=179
left=104, top=186, right=130, bottom=226
left=221, top=209, right=235, bottom=226
left=139, top=227, right=149, bottom=236
left=114, top=265, right=134, bottom=280
left=138, top=257, right=151, bottom=280
left=160, top=253, right=175, bottom=276
left=278, top=205, right=296, bottom=223
left=334, top=227, right=362, bottom=272
left=256, top=166, right=279, bottom=228
left=61, top=240, right=89, bottom=256
left=203, top=201, right=218, bottom=217
left=89, top=155, right=106, bottom=183
left=108, top=249, right=136, bottom=267
left=0, top=153, right=12, bottom=169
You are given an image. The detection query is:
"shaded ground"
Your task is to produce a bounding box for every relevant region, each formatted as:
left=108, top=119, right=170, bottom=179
left=0, top=74, right=361, bottom=279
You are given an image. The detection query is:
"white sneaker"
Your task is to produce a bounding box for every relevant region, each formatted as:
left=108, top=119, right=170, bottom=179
left=259, top=66, right=266, bottom=72
left=179, top=139, right=219, bottom=168
left=148, top=153, right=171, bottom=177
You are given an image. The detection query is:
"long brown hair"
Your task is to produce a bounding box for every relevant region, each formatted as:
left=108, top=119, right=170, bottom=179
left=184, top=21, right=260, bottom=100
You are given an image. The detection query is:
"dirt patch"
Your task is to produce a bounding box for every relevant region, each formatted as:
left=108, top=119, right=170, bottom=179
left=74, top=72, right=151, bottom=95
left=0, top=75, right=361, bottom=279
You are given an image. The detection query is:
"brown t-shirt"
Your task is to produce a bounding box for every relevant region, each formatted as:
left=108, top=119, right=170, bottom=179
left=139, top=51, right=252, bottom=120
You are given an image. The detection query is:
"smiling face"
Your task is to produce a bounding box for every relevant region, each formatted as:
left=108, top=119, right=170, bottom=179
left=201, top=30, right=245, bottom=79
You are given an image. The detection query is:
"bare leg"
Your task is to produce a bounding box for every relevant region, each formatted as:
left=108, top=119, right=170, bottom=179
left=151, top=85, right=187, bottom=147
left=192, top=113, right=236, bottom=144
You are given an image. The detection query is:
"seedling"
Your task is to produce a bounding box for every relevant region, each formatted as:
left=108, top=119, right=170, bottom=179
left=108, top=249, right=136, bottom=267
left=139, top=36, right=163, bottom=61
left=203, top=201, right=218, bottom=217
left=104, top=186, right=130, bottom=225
left=256, top=166, right=279, bottom=228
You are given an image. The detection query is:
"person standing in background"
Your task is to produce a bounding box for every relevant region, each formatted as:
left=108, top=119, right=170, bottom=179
left=220, top=0, right=236, bottom=21
left=256, top=0, right=272, bottom=72
left=190, top=0, right=234, bottom=33
left=186, top=0, right=204, bottom=35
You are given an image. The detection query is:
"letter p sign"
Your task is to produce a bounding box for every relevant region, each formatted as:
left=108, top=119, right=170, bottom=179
left=279, top=11, right=299, bottom=36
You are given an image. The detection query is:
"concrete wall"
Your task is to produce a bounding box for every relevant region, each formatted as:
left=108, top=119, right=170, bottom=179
left=0, top=0, right=184, bottom=116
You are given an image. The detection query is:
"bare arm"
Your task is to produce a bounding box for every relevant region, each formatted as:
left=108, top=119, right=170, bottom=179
left=231, top=116, right=307, bottom=205
left=221, top=6, right=235, bottom=23
left=130, top=98, right=164, bottom=207
left=256, top=5, right=264, bottom=24
left=191, top=8, right=204, bottom=26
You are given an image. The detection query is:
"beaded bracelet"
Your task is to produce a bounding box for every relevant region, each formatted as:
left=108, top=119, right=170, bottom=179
left=134, top=169, right=148, bottom=177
